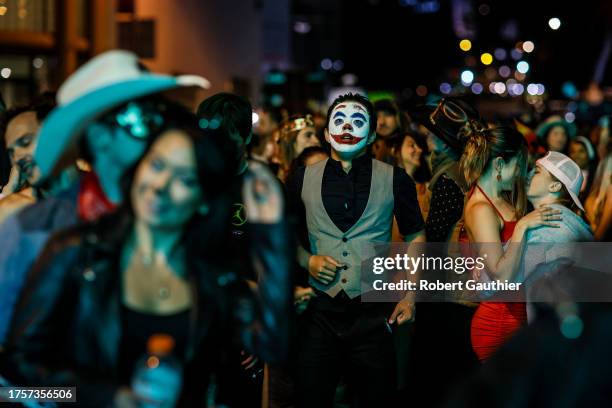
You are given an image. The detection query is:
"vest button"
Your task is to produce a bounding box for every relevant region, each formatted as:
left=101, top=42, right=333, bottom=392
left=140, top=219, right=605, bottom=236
left=341, top=278, right=347, bottom=283
left=342, top=251, right=348, bottom=257
left=342, top=237, right=348, bottom=242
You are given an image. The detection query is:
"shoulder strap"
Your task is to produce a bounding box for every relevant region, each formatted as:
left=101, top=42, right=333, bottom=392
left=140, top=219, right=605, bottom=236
left=475, top=184, right=508, bottom=222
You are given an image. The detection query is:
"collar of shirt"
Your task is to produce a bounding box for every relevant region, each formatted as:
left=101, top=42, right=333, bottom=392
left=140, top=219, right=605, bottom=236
left=327, top=152, right=372, bottom=177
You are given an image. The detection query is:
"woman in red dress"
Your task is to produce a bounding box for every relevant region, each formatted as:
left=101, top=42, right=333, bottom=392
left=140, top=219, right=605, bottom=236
left=459, top=123, right=562, bottom=361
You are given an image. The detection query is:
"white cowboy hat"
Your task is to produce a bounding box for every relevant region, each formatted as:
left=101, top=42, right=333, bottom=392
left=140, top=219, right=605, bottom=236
left=35, top=49, right=209, bottom=181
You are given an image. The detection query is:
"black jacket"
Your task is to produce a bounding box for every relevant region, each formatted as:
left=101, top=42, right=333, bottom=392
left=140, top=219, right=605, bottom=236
left=0, top=215, right=292, bottom=407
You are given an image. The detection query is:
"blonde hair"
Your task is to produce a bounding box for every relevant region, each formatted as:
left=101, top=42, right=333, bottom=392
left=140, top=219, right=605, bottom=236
left=586, top=153, right=612, bottom=226
left=459, top=121, right=529, bottom=217
left=278, top=115, right=316, bottom=171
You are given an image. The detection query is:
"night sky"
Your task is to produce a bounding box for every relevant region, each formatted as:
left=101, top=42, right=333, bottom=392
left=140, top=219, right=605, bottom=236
left=335, top=0, right=611, bottom=98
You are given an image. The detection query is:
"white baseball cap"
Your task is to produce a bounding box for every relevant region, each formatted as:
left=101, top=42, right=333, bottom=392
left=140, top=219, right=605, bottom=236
left=536, top=151, right=584, bottom=211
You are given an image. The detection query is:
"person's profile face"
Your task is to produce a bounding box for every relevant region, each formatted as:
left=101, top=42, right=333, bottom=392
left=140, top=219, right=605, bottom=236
left=527, top=163, right=554, bottom=199
left=294, top=126, right=319, bottom=157
left=400, top=135, right=423, bottom=169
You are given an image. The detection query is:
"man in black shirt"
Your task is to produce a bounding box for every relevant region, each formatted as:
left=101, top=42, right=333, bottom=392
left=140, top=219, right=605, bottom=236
left=196, top=93, right=291, bottom=407
left=287, top=93, right=425, bottom=407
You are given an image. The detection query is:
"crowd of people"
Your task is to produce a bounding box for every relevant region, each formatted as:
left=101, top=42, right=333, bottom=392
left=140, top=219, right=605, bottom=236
left=0, top=49, right=611, bottom=407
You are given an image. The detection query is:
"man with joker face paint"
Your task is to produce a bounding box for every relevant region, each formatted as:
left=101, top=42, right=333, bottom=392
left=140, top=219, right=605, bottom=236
left=286, top=93, right=426, bottom=406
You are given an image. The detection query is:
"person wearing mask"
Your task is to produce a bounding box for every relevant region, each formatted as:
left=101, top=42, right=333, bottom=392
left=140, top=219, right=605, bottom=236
left=287, top=93, right=425, bottom=407
left=0, top=107, right=291, bottom=407
left=459, top=123, right=561, bottom=362
left=0, top=94, right=55, bottom=223
left=0, top=50, right=208, bottom=346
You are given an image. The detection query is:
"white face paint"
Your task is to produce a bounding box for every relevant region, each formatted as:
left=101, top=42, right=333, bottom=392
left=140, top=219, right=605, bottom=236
left=327, top=102, right=371, bottom=155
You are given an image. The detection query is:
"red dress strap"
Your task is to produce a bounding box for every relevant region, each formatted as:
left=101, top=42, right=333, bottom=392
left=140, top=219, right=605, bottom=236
left=475, top=184, right=509, bottom=223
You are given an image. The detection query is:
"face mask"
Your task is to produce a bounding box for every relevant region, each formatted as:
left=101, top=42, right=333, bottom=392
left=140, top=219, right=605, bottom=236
left=327, top=102, right=371, bottom=155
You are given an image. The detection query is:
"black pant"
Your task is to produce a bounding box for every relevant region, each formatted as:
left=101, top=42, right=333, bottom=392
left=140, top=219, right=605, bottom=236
left=296, top=291, right=396, bottom=408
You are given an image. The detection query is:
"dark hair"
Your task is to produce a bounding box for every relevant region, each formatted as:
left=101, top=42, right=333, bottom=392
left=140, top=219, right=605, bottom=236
left=374, top=99, right=399, bottom=116
left=0, top=92, right=56, bottom=186
left=196, top=92, right=253, bottom=143
left=287, top=145, right=329, bottom=178
left=388, top=132, right=432, bottom=184
left=459, top=121, right=529, bottom=216
left=326, top=93, right=377, bottom=136
left=571, top=138, right=599, bottom=201
left=100, top=103, right=239, bottom=270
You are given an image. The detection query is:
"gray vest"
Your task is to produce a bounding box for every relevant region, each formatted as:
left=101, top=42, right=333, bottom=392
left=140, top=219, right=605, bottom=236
left=301, top=158, right=394, bottom=298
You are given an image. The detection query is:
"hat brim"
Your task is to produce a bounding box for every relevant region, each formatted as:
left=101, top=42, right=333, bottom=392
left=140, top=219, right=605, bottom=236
left=567, top=189, right=585, bottom=212
left=411, top=105, right=464, bottom=153
left=536, top=120, right=577, bottom=140
left=35, top=75, right=207, bottom=182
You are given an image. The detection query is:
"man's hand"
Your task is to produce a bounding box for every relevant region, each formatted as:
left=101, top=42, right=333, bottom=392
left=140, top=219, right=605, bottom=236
left=242, top=160, right=283, bottom=224
left=294, top=286, right=315, bottom=314
left=388, top=297, right=415, bottom=326
left=308, top=255, right=343, bottom=284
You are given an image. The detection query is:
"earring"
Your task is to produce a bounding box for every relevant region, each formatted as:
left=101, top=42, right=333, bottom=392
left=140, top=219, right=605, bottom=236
left=497, top=169, right=502, bottom=182
left=198, top=204, right=209, bottom=216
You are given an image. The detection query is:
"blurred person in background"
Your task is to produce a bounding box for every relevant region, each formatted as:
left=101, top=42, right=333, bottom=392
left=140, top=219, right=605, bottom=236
left=249, top=128, right=282, bottom=174
left=536, top=115, right=577, bottom=155
left=286, top=145, right=329, bottom=180
left=585, top=150, right=612, bottom=241
left=408, top=98, right=482, bottom=406
left=0, top=108, right=291, bottom=407
left=389, top=131, right=432, bottom=228
left=568, top=135, right=598, bottom=201
left=277, top=114, right=321, bottom=181
left=197, top=92, right=293, bottom=407
left=0, top=94, right=55, bottom=223
left=372, top=98, right=405, bottom=162
left=0, top=91, right=9, bottom=190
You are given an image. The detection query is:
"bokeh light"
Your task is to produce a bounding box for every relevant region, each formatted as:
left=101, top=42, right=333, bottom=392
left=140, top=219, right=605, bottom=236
left=480, top=53, right=493, bottom=65
left=549, top=17, right=561, bottom=30
left=461, top=70, right=474, bottom=85
left=459, top=39, right=472, bottom=52
left=522, top=41, right=535, bottom=53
